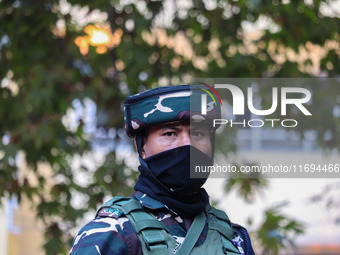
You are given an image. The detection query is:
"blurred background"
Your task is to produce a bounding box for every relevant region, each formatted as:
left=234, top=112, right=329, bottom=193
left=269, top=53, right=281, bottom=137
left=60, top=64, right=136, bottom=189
left=0, top=0, right=340, bottom=254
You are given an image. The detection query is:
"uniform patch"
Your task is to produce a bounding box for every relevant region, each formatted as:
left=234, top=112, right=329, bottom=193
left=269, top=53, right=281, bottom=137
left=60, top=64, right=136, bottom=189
left=232, top=235, right=245, bottom=255
left=97, top=207, right=123, bottom=219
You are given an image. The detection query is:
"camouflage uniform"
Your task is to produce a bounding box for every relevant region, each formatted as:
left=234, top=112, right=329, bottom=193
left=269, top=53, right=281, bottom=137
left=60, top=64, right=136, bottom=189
left=69, top=191, right=250, bottom=255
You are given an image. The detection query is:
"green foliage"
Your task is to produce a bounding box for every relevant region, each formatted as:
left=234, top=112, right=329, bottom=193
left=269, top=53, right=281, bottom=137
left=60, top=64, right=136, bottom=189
left=1, top=0, right=339, bottom=254
left=310, top=181, right=340, bottom=224
left=225, top=172, right=269, bottom=203
left=255, top=203, right=305, bottom=255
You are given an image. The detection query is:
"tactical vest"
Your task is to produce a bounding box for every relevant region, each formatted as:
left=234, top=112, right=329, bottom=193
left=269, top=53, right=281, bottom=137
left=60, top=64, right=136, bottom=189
left=96, top=196, right=252, bottom=255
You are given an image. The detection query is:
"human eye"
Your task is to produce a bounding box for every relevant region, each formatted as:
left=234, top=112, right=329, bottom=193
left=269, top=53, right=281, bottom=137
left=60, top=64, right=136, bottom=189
left=191, top=128, right=208, bottom=137
left=163, top=131, right=176, bottom=137
left=191, top=130, right=205, bottom=137
left=161, top=129, right=178, bottom=138
left=191, top=127, right=211, bottom=142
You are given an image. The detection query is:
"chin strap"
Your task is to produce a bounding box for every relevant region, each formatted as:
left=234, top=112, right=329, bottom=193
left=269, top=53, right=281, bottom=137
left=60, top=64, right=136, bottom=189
left=210, top=130, right=216, bottom=160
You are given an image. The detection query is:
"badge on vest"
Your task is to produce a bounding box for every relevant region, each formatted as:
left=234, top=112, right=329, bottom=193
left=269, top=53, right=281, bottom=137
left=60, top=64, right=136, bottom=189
left=97, top=207, right=123, bottom=219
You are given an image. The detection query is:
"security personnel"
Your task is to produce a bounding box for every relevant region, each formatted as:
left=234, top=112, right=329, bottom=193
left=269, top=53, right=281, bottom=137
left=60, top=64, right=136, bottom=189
left=69, top=85, right=255, bottom=255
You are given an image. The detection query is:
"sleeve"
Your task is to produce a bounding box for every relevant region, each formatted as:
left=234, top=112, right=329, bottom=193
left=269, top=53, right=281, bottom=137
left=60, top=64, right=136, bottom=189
left=69, top=217, right=130, bottom=255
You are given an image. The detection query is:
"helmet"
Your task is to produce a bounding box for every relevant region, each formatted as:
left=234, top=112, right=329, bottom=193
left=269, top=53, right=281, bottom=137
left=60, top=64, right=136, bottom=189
left=124, top=85, right=221, bottom=138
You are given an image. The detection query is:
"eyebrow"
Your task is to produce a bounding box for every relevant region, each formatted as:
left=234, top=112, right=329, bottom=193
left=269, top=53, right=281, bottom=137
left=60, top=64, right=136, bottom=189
left=158, top=123, right=209, bottom=132
left=158, top=124, right=182, bottom=130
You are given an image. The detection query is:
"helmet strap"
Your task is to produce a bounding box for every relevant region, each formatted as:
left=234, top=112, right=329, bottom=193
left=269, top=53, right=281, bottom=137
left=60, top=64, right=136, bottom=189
left=210, top=130, right=216, bottom=160
left=135, top=135, right=143, bottom=155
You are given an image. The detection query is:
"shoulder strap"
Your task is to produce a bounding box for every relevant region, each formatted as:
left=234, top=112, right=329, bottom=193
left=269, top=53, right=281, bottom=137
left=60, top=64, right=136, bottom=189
left=123, top=199, right=171, bottom=255
left=206, top=205, right=234, bottom=241
left=206, top=205, right=241, bottom=254
left=97, top=196, right=172, bottom=255
left=175, top=210, right=206, bottom=255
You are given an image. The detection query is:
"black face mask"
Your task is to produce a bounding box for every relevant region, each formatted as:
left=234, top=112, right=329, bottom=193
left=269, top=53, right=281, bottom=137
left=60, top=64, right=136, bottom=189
left=134, top=145, right=212, bottom=218
left=143, top=145, right=211, bottom=192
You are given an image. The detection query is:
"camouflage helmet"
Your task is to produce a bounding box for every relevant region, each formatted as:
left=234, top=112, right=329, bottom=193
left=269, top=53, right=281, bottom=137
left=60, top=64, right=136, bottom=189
left=124, top=85, right=221, bottom=138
